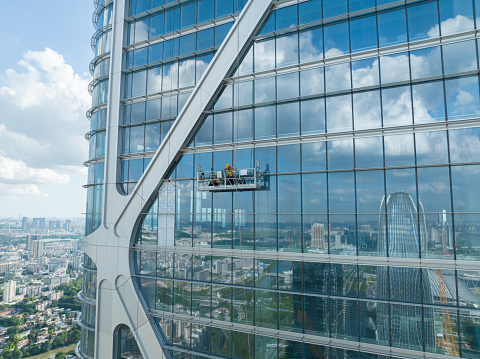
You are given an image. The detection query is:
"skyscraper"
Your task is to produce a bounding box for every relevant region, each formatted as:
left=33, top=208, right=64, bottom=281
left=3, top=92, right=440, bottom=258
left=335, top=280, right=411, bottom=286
left=377, top=191, right=435, bottom=351
left=79, top=0, right=480, bottom=358
left=31, top=239, right=44, bottom=258
left=3, top=280, right=16, bottom=304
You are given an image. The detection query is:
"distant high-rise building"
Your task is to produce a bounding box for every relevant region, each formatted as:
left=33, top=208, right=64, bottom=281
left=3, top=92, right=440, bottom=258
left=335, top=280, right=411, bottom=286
left=31, top=239, right=43, bottom=258
left=32, top=218, right=45, bottom=230
left=21, top=217, right=28, bottom=231
left=3, top=280, right=16, bottom=303
left=311, top=223, right=325, bottom=249
left=26, top=234, right=40, bottom=251
left=64, top=220, right=72, bottom=232
left=377, top=192, right=435, bottom=352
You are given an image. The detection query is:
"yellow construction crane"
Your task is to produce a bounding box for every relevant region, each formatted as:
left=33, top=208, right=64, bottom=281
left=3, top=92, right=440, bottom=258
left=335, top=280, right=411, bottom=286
left=436, top=269, right=458, bottom=356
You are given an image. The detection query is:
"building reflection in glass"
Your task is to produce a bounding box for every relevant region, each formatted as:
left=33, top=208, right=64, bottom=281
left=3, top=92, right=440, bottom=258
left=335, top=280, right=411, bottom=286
left=377, top=191, right=435, bottom=351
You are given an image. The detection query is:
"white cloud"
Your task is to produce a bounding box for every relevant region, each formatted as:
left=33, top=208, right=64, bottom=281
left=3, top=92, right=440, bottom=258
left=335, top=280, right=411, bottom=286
left=428, top=15, right=474, bottom=37
left=0, top=48, right=90, bottom=170
left=0, top=48, right=91, bottom=209
left=0, top=184, right=40, bottom=196
left=0, top=153, right=69, bottom=184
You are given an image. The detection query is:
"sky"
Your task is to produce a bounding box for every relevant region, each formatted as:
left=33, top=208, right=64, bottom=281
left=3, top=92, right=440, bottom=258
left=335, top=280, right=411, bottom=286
left=0, top=1, right=95, bottom=218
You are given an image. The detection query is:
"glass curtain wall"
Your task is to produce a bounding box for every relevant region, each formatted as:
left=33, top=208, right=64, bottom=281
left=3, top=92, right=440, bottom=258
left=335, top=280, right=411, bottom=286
left=130, top=0, right=480, bottom=358
left=79, top=0, right=112, bottom=358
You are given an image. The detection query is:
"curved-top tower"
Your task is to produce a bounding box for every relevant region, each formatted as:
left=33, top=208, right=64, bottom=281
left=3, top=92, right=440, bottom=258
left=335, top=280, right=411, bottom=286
left=79, top=0, right=480, bottom=358
left=377, top=191, right=435, bottom=351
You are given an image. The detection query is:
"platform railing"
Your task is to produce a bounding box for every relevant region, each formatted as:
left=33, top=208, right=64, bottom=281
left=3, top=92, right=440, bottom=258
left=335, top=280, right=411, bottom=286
left=197, top=163, right=261, bottom=192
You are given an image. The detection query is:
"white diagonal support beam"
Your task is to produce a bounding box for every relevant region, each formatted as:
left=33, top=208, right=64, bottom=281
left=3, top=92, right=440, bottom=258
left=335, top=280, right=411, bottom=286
left=82, top=0, right=274, bottom=358
left=114, top=0, right=274, bottom=237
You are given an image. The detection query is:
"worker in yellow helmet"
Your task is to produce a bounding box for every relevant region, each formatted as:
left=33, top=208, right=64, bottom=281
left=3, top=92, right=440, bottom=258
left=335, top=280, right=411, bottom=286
left=225, top=164, right=235, bottom=184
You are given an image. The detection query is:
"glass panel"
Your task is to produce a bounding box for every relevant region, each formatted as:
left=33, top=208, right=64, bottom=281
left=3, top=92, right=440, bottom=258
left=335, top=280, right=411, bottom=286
left=382, top=86, right=413, bottom=127
left=277, top=72, right=299, bottom=101
left=234, top=80, right=253, bottom=107
left=353, top=90, right=381, bottom=130
left=455, top=214, right=480, bottom=260
left=299, top=0, right=322, bottom=25
left=328, top=172, right=355, bottom=213
left=213, top=112, right=232, bottom=144
left=302, top=142, right=326, bottom=172
left=384, top=133, right=415, bottom=167
left=145, top=122, right=160, bottom=152
left=277, top=101, right=300, bottom=137
left=256, top=105, right=276, bottom=140
left=181, top=1, right=196, bottom=28
left=303, top=295, right=329, bottom=336
left=360, top=301, right=389, bottom=346
left=356, top=170, right=385, bottom=214
left=299, top=27, right=323, bottom=63
left=327, top=139, right=354, bottom=171
left=302, top=173, right=327, bottom=214
left=352, top=57, right=379, bottom=88
left=378, top=8, right=407, bottom=47
left=324, top=21, right=349, bottom=57
left=134, top=18, right=149, bottom=43
left=355, top=136, right=383, bottom=169
left=439, top=0, right=474, bottom=35
left=390, top=303, right=424, bottom=351
left=117, top=325, right=144, bottom=359
left=255, top=76, right=275, bottom=104
left=323, top=0, right=347, bottom=18
left=410, top=46, right=442, bottom=80
left=197, top=0, right=214, bottom=23
left=412, top=81, right=446, bottom=123
left=255, top=335, right=277, bottom=358
left=277, top=144, right=300, bottom=173
left=276, top=33, right=299, bottom=68
left=325, top=62, right=351, bottom=92
left=350, top=14, right=377, bottom=52
left=301, top=98, right=325, bottom=135
left=449, top=127, right=480, bottom=163
left=443, top=40, right=477, bottom=75
left=452, top=165, right=480, bottom=213
left=300, top=68, right=324, bottom=96
left=234, top=108, right=253, bottom=142
left=255, top=290, right=277, bottom=329
left=381, top=52, right=410, bottom=84
left=255, top=39, right=275, bottom=72
left=326, top=94, right=352, bottom=132
left=407, top=0, right=439, bottom=41
left=415, top=131, right=449, bottom=165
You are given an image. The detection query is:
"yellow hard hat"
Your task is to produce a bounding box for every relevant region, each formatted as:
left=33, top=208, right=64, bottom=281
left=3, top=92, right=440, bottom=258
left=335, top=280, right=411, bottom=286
left=226, top=164, right=231, bottom=168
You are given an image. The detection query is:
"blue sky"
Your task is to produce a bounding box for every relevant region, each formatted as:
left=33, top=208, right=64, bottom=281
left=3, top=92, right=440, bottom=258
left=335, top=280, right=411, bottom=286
left=0, top=0, right=95, bottom=218
left=0, top=1, right=93, bottom=75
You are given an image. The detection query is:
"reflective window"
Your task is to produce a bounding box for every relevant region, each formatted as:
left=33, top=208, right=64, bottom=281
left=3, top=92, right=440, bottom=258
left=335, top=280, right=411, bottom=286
left=299, top=28, right=323, bottom=63
left=443, top=40, right=477, bottom=75
left=407, top=1, right=439, bottom=41
left=350, top=14, right=377, bottom=52
left=326, top=94, right=352, bottom=132
left=324, top=21, right=349, bottom=57
left=380, top=52, right=410, bottom=84
left=382, top=86, right=413, bottom=127
left=378, top=8, right=407, bottom=47
left=352, top=57, right=379, bottom=88
left=445, top=76, right=480, bottom=120
left=439, top=0, right=474, bottom=35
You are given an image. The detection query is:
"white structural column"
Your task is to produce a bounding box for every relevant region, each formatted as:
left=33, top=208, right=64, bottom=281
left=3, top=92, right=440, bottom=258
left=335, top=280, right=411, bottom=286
left=81, top=0, right=274, bottom=357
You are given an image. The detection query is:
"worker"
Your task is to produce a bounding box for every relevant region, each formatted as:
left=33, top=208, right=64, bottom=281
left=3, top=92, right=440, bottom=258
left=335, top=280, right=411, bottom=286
left=225, top=164, right=236, bottom=184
